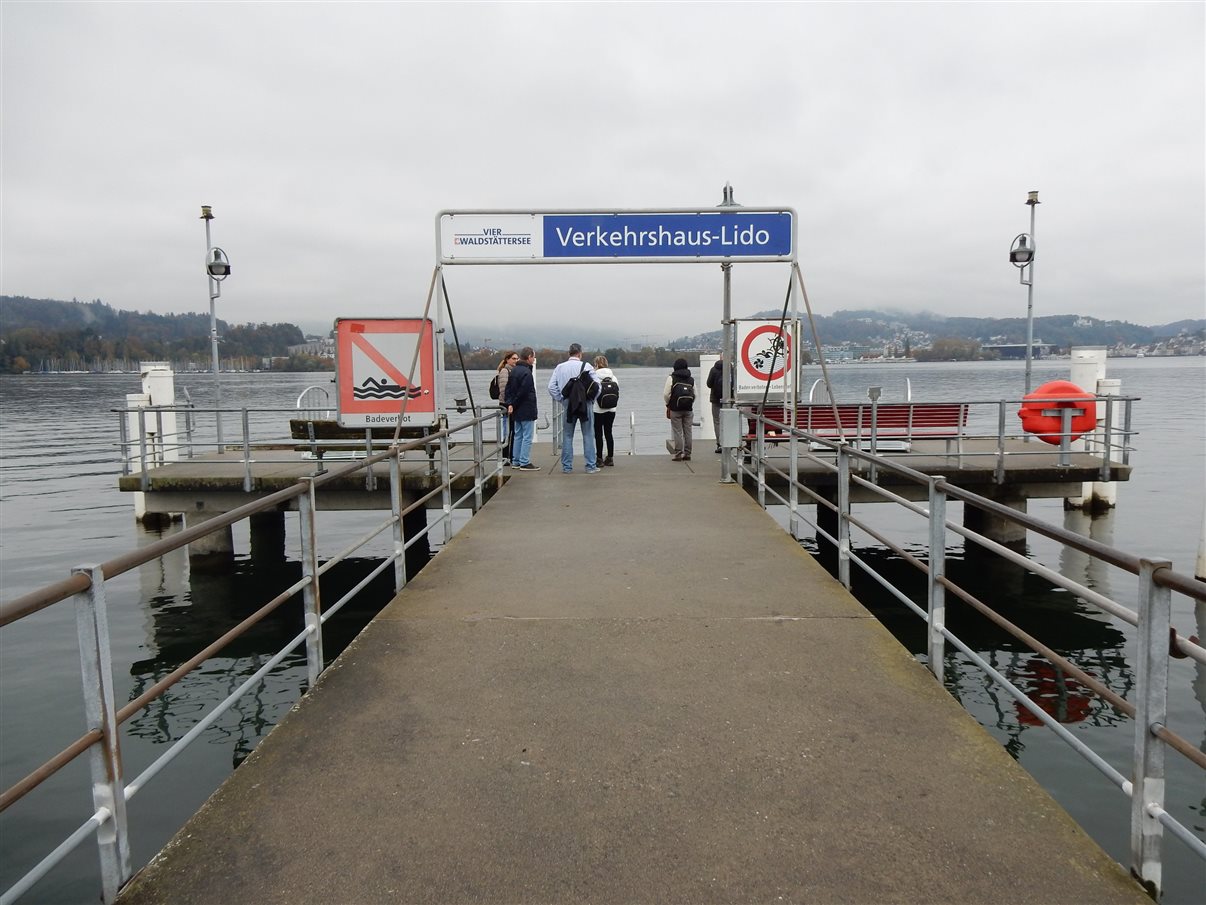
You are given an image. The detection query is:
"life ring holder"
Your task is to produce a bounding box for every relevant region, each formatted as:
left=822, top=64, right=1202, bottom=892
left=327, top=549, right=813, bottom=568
left=1018, top=380, right=1097, bottom=445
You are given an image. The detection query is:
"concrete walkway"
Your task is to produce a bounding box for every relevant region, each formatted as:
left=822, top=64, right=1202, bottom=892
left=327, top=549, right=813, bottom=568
left=118, top=450, right=1146, bottom=904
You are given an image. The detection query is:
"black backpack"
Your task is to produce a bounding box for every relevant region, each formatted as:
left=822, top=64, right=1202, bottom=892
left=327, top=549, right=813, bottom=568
left=669, top=378, right=695, bottom=411
left=562, top=363, right=596, bottom=421
left=597, top=376, right=620, bottom=410
left=488, top=373, right=501, bottom=401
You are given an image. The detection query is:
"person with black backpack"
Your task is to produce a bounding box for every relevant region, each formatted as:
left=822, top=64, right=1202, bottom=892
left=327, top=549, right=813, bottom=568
left=663, top=357, right=695, bottom=461
left=591, top=355, right=619, bottom=467
left=547, top=342, right=601, bottom=474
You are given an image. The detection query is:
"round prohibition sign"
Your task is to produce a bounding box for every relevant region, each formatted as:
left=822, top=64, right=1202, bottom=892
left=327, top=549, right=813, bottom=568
left=741, top=325, right=791, bottom=382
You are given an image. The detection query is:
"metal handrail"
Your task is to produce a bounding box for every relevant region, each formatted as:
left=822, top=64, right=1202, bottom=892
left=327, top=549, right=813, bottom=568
left=0, top=410, right=505, bottom=905
left=736, top=408, right=1206, bottom=896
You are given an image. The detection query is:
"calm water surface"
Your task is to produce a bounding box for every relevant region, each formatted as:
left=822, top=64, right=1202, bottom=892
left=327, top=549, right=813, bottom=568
left=1, top=359, right=1203, bottom=902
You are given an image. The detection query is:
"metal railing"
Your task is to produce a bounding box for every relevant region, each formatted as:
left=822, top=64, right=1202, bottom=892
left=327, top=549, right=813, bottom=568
left=736, top=407, right=1205, bottom=899
left=734, top=392, right=1137, bottom=477
left=0, top=411, right=505, bottom=905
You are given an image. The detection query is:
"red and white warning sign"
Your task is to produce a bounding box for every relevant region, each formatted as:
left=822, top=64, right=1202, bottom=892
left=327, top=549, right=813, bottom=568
left=335, top=318, right=437, bottom=427
left=735, top=319, right=796, bottom=399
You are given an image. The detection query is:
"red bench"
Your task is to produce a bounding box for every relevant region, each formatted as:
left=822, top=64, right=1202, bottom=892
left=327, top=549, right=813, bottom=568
left=745, top=402, right=969, bottom=453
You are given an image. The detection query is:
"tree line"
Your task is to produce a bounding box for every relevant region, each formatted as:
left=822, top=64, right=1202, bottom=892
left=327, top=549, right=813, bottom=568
left=1, top=296, right=305, bottom=373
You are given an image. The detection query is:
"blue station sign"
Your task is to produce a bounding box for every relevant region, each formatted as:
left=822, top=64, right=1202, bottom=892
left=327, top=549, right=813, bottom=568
left=437, top=208, right=796, bottom=264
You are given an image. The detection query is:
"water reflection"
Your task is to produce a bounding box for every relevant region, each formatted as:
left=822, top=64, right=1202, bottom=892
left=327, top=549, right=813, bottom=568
left=127, top=552, right=398, bottom=766
left=808, top=544, right=1134, bottom=749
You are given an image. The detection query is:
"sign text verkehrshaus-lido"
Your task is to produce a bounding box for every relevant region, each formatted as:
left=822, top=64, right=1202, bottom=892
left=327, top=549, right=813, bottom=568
left=437, top=210, right=796, bottom=263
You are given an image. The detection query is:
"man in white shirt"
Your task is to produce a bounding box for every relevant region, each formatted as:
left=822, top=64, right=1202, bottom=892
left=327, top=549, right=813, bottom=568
left=547, top=343, right=601, bottom=474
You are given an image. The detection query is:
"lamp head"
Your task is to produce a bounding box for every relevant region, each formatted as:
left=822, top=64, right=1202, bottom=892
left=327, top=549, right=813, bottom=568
left=1009, top=234, right=1034, bottom=266
left=206, top=247, right=231, bottom=279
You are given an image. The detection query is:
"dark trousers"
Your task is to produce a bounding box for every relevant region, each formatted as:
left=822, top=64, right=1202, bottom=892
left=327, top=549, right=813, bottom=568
left=594, top=410, right=616, bottom=459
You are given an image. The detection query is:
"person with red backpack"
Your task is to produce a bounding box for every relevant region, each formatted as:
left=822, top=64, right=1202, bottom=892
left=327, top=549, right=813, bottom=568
left=663, top=357, right=695, bottom=461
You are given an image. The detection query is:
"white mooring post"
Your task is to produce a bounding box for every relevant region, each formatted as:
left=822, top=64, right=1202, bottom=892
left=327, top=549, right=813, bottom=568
left=1065, top=347, right=1117, bottom=510
left=125, top=362, right=181, bottom=523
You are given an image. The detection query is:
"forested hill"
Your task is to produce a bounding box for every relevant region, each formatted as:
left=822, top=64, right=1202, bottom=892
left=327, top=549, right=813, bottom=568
left=0, top=296, right=306, bottom=373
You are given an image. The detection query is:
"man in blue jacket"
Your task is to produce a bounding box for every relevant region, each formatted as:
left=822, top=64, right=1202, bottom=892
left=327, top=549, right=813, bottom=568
left=506, top=347, right=540, bottom=470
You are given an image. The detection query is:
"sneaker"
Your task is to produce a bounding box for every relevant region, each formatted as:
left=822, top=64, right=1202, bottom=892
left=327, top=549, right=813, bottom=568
left=518, top=463, right=541, bottom=471
left=562, top=469, right=573, bottom=474
left=683, top=455, right=691, bottom=461
left=671, top=453, right=684, bottom=461
left=603, top=457, right=614, bottom=466
left=586, top=467, right=601, bottom=474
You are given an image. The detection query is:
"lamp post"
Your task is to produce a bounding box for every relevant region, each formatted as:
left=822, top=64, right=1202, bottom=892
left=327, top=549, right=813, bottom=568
left=1009, top=191, right=1040, bottom=395
left=718, top=181, right=741, bottom=484
left=201, top=206, right=231, bottom=450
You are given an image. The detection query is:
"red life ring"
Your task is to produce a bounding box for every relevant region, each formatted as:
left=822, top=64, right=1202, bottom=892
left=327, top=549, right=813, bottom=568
left=1018, top=380, right=1097, bottom=445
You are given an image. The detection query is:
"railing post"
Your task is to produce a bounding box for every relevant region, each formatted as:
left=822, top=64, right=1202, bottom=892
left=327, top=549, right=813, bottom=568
left=390, top=448, right=407, bottom=593
left=363, top=430, right=376, bottom=492
left=138, top=416, right=150, bottom=493
left=184, top=403, right=195, bottom=459
left=440, top=432, right=453, bottom=544
left=72, top=564, right=131, bottom=904
left=472, top=417, right=484, bottom=512
left=995, top=401, right=1007, bottom=484
left=756, top=415, right=766, bottom=509
left=1058, top=406, right=1073, bottom=467
left=297, top=479, right=324, bottom=688
left=242, top=408, right=252, bottom=493
left=1122, top=398, right=1133, bottom=466
left=1099, top=393, right=1114, bottom=483
left=788, top=429, right=800, bottom=539
left=118, top=411, right=130, bottom=477
left=154, top=408, right=165, bottom=466
left=837, top=446, right=851, bottom=590
left=926, top=478, right=947, bottom=681
left=1130, top=558, right=1171, bottom=898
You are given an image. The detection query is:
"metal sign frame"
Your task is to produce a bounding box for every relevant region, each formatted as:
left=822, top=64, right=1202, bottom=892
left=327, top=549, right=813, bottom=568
left=334, top=317, right=438, bottom=428
left=436, top=207, right=798, bottom=265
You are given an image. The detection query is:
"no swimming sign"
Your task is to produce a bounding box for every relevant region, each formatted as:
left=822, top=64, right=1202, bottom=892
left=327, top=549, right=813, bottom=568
left=335, top=318, right=437, bottom=427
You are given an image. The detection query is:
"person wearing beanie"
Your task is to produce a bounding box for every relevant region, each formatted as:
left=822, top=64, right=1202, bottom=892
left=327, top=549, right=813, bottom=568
left=662, top=357, right=696, bottom=461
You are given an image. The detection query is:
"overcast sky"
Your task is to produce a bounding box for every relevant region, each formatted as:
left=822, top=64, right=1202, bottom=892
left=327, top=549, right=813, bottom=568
left=3, top=2, right=1203, bottom=345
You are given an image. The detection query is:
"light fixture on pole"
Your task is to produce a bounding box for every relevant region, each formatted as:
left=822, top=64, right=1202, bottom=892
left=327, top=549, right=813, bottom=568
left=201, top=205, right=231, bottom=450
left=1009, top=190, right=1039, bottom=395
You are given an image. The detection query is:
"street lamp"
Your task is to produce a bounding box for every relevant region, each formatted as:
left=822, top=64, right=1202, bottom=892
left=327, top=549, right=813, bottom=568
left=1009, top=190, right=1040, bottom=395
left=718, top=181, right=742, bottom=483
left=201, top=205, right=231, bottom=449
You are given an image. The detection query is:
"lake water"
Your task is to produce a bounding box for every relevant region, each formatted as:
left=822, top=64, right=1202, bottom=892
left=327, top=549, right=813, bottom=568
left=1, top=358, right=1203, bottom=903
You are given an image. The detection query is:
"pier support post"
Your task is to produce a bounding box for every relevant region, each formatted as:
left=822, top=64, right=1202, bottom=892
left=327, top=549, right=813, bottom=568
left=184, top=509, right=235, bottom=561
left=249, top=511, right=286, bottom=564
left=402, top=505, right=430, bottom=581
left=816, top=488, right=839, bottom=576
left=962, top=492, right=1028, bottom=547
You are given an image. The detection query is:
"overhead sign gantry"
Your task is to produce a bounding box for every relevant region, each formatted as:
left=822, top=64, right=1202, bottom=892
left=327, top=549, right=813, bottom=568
left=437, top=208, right=796, bottom=264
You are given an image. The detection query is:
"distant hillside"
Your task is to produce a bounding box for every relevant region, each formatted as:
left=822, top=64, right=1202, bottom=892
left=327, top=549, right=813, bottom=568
left=669, top=308, right=1204, bottom=352
left=0, top=296, right=306, bottom=373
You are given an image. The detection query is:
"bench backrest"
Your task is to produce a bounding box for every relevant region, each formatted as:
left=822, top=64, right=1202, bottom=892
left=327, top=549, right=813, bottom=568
left=758, top=403, right=967, bottom=436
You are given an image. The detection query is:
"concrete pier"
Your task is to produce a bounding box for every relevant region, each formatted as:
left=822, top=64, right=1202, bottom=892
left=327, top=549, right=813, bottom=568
left=117, top=454, right=1145, bottom=905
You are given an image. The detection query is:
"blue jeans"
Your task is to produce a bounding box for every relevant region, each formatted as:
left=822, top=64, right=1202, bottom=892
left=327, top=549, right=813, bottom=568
left=562, top=408, right=597, bottom=472
left=512, top=419, right=534, bottom=466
